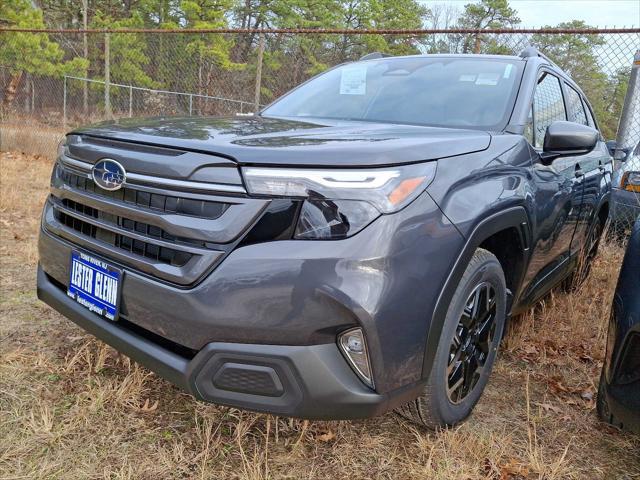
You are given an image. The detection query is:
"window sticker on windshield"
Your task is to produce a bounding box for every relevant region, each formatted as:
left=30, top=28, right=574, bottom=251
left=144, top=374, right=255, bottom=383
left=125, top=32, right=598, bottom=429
left=475, top=73, right=500, bottom=86
left=459, top=74, right=477, bottom=82
left=340, top=66, right=367, bottom=95
left=503, top=64, right=513, bottom=79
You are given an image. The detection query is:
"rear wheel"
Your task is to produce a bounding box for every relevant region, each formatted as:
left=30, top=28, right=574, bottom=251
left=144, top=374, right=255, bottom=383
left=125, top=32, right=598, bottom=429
left=397, top=248, right=507, bottom=428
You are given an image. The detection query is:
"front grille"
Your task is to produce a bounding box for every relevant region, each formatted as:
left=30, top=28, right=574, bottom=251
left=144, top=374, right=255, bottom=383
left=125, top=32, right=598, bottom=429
left=54, top=204, right=193, bottom=267
left=45, top=146, right=269, bottom=286
left=61, top=198, right=203, bottom=247
left=61, top=170, right=229, bottom=220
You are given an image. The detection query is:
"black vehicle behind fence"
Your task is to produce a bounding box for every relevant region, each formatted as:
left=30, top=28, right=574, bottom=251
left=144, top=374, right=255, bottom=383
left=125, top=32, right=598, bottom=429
left=37, top=48, right=613, bottom=429
left=598, top=217, right=640, bottom=434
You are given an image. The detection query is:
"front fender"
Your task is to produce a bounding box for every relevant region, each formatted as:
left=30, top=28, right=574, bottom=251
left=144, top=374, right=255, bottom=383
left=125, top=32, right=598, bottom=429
left=420, top=206, right=530, bottom=379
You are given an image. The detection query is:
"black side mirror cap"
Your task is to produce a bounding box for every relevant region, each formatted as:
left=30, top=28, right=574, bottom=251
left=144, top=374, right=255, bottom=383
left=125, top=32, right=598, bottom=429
left=540, top=121, right=599, bottom=165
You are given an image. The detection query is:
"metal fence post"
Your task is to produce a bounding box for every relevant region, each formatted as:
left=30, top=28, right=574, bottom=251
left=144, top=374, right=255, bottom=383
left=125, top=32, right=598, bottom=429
left=104, top=33, right=111, bottom=118
left=616, top=50, right=640, bottom=156
left=254, top=33, right=265, bottom=113
left=612, top=50, right=640, bottom=233
left=63, top=75, right=67, bottom=129
left=129, top=85, right=133, bottom=117
left=189, top=94, right=193, bottom=116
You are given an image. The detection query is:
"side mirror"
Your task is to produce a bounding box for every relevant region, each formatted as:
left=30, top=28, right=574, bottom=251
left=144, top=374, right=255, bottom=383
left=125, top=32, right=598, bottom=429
left=540, top=121, right=598, bottom=165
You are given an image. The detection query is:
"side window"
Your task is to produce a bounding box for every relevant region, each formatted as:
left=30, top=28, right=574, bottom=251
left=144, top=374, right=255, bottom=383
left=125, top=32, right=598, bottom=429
left=584, top=101, right=597, bottom=129
left=530, top=72, right=566, bottom=148
left=565, top=84, right=588, bottom=125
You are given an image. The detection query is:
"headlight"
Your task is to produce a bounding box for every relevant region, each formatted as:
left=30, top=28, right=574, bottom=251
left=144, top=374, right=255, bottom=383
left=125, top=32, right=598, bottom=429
left=621, top=171, right=640, bottom=192
left=57, top=136, right=68, bottom=159
left=242, top=162, right=436, bottom=239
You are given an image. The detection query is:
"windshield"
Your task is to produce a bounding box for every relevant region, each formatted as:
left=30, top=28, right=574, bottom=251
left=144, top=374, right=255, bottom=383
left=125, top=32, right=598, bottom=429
left=263, top=57, right=524, bottom=131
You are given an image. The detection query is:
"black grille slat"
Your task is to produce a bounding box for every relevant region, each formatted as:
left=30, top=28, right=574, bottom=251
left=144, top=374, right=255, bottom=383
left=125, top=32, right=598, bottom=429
left=55, top=199, right=194, bottom=267
left=60, top=198, right=206, bottom=249
left=61, top=171, right=229, bottom=220
left=55, top=209, right=192, bottom=267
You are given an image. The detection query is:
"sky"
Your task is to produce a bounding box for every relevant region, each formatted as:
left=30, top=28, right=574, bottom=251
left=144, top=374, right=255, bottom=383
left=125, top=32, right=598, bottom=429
left=423, top=0, right=640, bottom=28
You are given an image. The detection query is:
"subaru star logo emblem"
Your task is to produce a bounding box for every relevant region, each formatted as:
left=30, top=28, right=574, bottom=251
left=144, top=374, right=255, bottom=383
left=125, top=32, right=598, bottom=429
left=92, top=159, right=126, bottom=191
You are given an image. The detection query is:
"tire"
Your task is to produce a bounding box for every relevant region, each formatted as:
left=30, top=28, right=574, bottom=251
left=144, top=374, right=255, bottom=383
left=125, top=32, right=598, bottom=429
left=397, top=248, right=507, bottom=429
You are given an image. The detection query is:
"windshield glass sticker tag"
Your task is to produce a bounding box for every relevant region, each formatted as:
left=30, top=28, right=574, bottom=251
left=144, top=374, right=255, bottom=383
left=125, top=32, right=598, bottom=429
left=340, top=66, right=367, bottom=95
left=503, top=63, right=513, bottom=78
left=459, top=74, right=477, bottom=82
left=475, top=73, right=500, bottom=86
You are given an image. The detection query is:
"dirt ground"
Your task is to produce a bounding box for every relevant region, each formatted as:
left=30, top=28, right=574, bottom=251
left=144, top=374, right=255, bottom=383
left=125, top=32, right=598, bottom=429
left=1, top=151, right=639, bottom=479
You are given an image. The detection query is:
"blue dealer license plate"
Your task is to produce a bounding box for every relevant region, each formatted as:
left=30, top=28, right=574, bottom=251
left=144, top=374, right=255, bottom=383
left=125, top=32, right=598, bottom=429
left=67, top=250, right=122, bottom=321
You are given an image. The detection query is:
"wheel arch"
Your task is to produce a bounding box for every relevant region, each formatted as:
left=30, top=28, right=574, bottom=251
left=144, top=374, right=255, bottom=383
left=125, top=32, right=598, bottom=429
left=420, top=206, right=531, bottom=380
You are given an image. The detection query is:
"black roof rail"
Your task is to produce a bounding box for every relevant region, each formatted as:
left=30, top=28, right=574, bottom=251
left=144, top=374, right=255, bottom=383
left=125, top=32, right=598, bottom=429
left=519, top=46, right=559, bottom=68
left=359, top=52, right=392, bottom=61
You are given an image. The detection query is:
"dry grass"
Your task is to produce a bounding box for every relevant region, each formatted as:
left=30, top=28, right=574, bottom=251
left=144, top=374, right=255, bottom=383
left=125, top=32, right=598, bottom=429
left=0, top=123, right=65, bottom=160
left=1, top=150, right=639, bottom=479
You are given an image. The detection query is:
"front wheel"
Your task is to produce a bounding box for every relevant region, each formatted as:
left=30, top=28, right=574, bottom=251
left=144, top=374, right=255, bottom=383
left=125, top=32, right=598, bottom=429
left=397, top=248, right=507, bottom=429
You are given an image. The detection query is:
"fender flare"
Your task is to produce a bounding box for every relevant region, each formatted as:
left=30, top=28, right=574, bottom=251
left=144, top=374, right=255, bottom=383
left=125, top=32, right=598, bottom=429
left=420, top=206, right=531, bottom=379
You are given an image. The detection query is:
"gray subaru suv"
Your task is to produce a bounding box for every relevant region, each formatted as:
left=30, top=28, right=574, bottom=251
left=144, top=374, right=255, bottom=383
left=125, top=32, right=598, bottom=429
left=37, top=48, right=612, bottom=428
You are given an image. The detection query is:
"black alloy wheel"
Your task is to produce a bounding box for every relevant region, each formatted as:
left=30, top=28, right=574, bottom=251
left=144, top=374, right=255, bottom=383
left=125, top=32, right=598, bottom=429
left=446, top=282, right=498, bottom=404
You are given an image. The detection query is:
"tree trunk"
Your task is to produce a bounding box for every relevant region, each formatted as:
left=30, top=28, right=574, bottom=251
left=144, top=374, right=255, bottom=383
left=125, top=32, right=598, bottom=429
left=2, top=71, right=24, bottom=110
left=82, top=0, right=89, bottom=117
left=254, top=33, right=265, bottom=113
left=104, top=33, right=111, bottom=118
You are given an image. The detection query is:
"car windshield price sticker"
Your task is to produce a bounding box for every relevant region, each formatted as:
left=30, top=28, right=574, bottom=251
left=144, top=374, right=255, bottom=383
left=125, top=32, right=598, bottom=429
left=67, top=250, right=121, bottom=321
left=340, top=66, right=367, bottom=95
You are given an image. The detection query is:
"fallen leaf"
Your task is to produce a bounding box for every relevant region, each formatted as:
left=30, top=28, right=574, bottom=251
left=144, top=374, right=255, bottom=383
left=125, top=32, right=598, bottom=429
left=499, top=459, right=529, bottom=480
left=316, top=430, right=336, bottom=442
left=535, top=401, right=563, bottom=415
left=139, top=399, right=159, bottom=412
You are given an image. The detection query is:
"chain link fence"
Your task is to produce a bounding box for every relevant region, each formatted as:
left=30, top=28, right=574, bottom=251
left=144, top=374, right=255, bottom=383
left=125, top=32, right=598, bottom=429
left=611, top=50, right=640, bottom=234
left=1, top=29, right=638, bottom=148
left=1, top=28, right=639, bottom=231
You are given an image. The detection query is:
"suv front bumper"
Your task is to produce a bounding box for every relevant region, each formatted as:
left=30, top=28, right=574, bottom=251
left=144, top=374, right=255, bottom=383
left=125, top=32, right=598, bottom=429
left=37, top=265, right=423, bottom=419
left=38, top=190, right=465, bottom=396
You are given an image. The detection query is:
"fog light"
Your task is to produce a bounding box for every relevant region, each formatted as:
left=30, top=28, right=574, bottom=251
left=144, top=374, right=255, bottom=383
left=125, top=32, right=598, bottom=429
left=338, top=328, right=374, bottom=389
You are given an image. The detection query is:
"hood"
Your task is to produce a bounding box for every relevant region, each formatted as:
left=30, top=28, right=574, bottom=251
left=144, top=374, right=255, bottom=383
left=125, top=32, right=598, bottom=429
left=72, top=116, right=491, bottom=167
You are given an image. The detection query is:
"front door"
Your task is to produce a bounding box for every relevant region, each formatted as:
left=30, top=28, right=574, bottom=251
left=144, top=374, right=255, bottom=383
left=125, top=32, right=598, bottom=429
left=520, top=71, right=585, bottom=301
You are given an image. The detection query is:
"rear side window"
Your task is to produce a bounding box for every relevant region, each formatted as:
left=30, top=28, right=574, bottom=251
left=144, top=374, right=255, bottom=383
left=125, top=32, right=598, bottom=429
left=565, top=84, right=588, bottom=125
left=530, top=72, right=566, bottom=148
left=584, top=101, right=597, bottom=129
